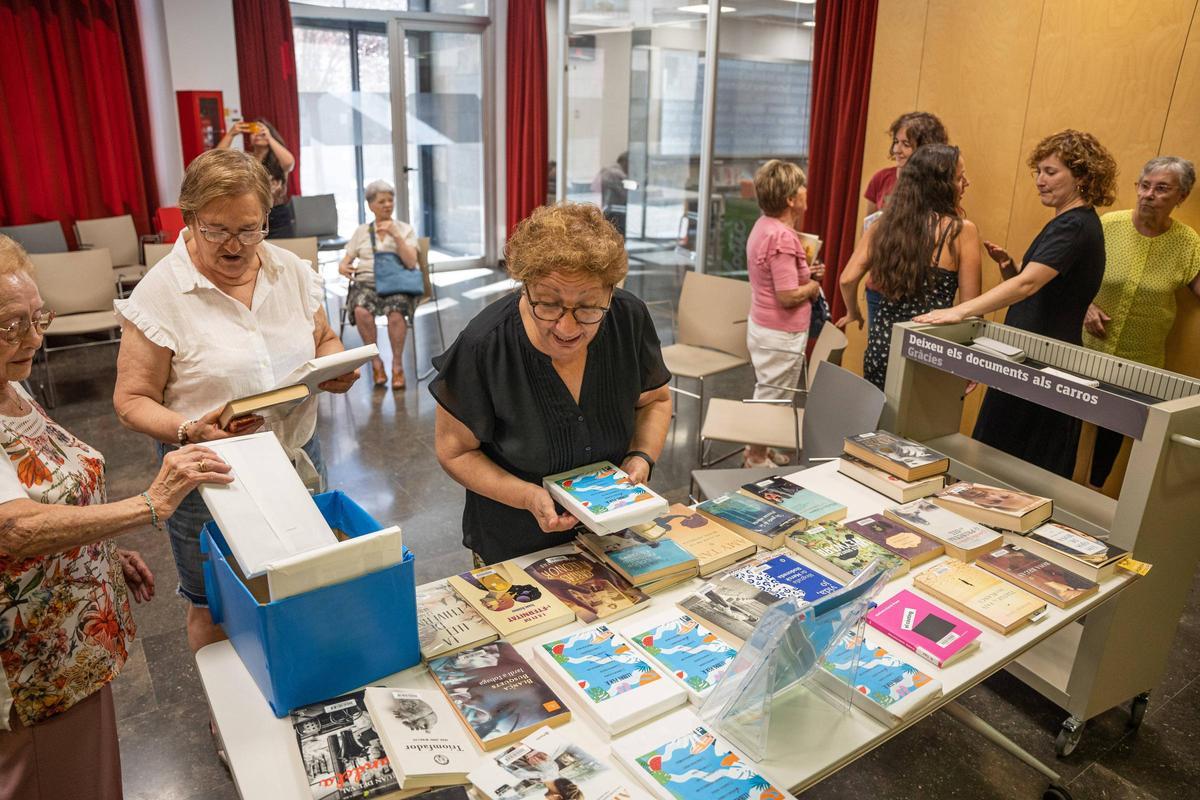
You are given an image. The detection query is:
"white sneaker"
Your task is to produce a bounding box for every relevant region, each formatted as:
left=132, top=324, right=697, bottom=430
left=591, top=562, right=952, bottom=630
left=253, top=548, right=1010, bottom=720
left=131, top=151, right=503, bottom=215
left=767, top=449, right=791, bottom=466
left=742, top=448, right=775, bottom=469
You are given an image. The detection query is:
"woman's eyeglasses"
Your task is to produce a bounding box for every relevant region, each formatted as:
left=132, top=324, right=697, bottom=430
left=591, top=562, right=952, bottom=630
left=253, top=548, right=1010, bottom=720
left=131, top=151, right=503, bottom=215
left=524, top=287, right=611, bottom=325
left=0, top=310, right=55, bottom=344
left=197, top=222, right=269, bottom=246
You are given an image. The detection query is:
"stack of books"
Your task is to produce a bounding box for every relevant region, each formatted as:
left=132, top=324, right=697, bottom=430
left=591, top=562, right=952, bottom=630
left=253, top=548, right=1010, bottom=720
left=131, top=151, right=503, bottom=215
left=1015, top=521, right=1129, bottom=582
left=913, top=560, right=1047, bottom=634
left=523, top=551, right=651, bottom=624
left=362, top=687, right=474, bottom=793
left=446, top=562, right=575, bottom=643
left=784, top=521, right=908, bottom=582
left=884, top=499, right=1003, bottom=562
left=694, top=492, right=808, bottom=549
left=622, top=609, right=740, bottom=705
left=633, top=503, right=756, bottom=576
left=839, top=431, right=950, bottom=502
left=739, top=475, right=847, bottom=525
left=931, top=481, right=1053, bottom=533
left=576, top=528, right=699, bottom=593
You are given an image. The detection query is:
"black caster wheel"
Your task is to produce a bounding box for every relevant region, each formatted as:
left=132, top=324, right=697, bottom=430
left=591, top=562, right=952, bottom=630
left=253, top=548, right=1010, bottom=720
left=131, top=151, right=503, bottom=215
left=1055, top=717, right=1084, bottom=758
left=1043, top=783, right=1073, bottom=800
left=1129, top=692, right=1150, bottom=730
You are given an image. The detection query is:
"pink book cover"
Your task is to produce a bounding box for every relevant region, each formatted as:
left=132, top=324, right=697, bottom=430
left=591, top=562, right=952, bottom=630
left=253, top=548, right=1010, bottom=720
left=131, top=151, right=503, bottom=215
left=867, top=589, right=982, bottom=668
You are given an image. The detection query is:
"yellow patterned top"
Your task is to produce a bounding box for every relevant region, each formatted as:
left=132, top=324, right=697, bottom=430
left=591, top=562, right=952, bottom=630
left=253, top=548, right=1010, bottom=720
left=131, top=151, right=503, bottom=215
left=1083, top=210, right=1200, bottom=368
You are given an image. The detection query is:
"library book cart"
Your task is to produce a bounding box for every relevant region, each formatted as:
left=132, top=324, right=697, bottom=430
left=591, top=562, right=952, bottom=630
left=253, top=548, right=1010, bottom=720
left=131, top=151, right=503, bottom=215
left=883, top=319, right=1200, bottom=758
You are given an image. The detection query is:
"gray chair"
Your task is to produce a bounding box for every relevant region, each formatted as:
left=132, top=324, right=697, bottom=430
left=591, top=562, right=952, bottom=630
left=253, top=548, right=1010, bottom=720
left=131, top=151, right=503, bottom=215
left=74, top=214, right=147, bottom=294
left=0, top=221, right=68, bottom=254
left=289, top=195, right=348, bottom=250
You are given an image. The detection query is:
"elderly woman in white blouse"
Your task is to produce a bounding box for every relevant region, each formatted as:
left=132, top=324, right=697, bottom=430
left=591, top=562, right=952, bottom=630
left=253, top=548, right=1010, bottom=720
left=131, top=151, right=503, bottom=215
left=113, top=149, right=359, bottom=655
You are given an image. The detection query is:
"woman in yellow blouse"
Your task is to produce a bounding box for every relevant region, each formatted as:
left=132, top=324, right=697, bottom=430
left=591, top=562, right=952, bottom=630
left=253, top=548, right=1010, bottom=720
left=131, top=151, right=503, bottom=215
left=1083, top=155, right=1200, bottom=485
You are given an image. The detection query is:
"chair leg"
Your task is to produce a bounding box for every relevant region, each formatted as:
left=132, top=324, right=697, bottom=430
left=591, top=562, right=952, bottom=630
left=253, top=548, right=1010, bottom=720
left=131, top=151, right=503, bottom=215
left=41, top=343, right=56, bottom=409
left=694, top=377, right=705, bottom=466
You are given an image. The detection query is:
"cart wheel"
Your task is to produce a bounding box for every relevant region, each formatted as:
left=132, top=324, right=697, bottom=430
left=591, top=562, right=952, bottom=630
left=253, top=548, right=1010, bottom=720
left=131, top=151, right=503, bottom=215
left=1043, top=783, right=1073, bottom=800
left=1129, top=692, right=1150, bottom=730
left=1055, top=717, right=1084, bottom=758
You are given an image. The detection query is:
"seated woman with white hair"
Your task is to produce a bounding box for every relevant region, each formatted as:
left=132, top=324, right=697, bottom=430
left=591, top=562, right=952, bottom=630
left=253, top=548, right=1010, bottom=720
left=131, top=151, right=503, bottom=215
left=338, top=180, right=421, bottom=390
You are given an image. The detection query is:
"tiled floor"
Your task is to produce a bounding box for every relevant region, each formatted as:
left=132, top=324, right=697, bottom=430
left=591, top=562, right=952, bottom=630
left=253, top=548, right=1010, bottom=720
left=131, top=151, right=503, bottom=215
left=37, top=265, right=1200, bottom=800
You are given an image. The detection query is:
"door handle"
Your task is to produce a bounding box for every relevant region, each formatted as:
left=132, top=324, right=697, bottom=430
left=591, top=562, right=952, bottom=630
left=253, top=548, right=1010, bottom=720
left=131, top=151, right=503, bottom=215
left=401, top=166, right=417, bottom=173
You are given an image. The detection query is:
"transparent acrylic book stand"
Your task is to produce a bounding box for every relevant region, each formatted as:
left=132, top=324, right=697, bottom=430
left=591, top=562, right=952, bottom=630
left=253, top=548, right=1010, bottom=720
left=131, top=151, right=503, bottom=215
left=698, top=560, right=893, bottom=761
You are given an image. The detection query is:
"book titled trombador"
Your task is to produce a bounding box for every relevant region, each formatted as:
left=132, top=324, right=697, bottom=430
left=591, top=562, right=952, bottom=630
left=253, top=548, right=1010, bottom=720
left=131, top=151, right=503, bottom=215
left=844, top=431, right=950, bottom=481
left=932, top=481, right=1052, bottom=533
left=543, top=461, right=668, bottom=535
left=362, top=687, right=474, bottom=790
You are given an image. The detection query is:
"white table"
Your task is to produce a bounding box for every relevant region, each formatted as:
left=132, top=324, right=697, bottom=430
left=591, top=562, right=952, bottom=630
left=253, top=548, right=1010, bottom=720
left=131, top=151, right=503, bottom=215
left=197, top=461, right=1137, bottom=799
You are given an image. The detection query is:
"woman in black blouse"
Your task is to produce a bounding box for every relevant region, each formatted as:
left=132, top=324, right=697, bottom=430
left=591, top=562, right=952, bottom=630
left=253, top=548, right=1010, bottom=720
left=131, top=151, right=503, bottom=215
left=431, top=203, right=672, bottom=564
left=915, top=129, right=1118, bottom=477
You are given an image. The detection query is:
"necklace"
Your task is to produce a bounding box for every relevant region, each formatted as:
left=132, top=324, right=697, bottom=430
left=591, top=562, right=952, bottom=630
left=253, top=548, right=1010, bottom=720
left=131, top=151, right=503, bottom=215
left=0, top=386, right=29, bottom=417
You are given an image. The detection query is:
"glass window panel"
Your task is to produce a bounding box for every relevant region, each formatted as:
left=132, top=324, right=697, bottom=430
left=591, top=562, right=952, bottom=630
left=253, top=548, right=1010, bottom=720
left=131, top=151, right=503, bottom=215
left=292, top=0, right=487, bottom=14
left=357, top=31, right=394, bottom=227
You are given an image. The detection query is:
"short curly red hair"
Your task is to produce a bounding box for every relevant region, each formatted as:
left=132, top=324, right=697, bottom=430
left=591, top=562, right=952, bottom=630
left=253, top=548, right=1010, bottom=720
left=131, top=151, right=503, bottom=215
left=1027, top=130, right=1118, bottom=208
left=505, top=203, right=627, bottom=288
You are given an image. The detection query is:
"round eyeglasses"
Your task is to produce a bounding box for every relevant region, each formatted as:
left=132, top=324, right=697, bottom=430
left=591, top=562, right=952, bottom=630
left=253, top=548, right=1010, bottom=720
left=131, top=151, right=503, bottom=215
left=524, top=287, right=611, bottom=325
left=0, top=310, right=55, bottom=344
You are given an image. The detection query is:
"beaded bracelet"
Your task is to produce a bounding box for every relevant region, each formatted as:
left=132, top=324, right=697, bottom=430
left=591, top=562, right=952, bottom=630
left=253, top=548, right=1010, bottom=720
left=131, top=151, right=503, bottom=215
left=141, top=491, right=162, bottom=530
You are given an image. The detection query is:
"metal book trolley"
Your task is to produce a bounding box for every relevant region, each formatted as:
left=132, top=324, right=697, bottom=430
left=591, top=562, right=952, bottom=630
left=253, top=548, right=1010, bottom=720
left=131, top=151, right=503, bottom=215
left=883, top=319, right=1200, bottom=758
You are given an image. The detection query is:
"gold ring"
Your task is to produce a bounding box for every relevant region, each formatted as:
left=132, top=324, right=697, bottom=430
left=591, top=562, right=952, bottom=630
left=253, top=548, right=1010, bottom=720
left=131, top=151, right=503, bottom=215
left=199, top=460, right=208, bottom=472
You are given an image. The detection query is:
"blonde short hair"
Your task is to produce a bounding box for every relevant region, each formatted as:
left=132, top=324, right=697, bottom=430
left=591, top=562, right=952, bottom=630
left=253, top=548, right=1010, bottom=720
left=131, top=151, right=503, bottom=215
left=754, top=160, right=806, bottom=215
left=0, top=235, right=35, bottom=279
left=179, top=149, right=273, bottom=222
left=505, top=203, right=627, bottom=288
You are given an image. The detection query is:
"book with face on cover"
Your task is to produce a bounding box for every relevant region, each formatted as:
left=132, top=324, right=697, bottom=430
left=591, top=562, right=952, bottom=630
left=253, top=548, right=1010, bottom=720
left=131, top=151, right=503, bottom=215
left=976, top=544, right=1098, bottom=608
left=416, top=579, right=498, bottom=660
left=622, top=610, right=739, bottom=704
left=468, top=726, right=637, bottom=800
left=695, top=492, right=807, bottom=550
left=533, top=624, right=687, bottom=735
left=843, top=431, right=950, bottom=481
left=844, top=513, right=944, bottom=568
left=633, top=503, right=756, bottom=576
left=816, top=631, right=943, bottom=725
left=932, top=481, right=1052, bottom=533
left=543, top=461, right=669, bottom=535
left=576, top=528, right=698, bottom=588
left=838, top=454, right=947, bottom=503
left=524, top=552, right=651, bottom=624
left=446, top=562, right=575, bottom=643
left=784, top=522, right=907, bottom=583
left=290, top=689, right=399, bottom=800
left=362, top=687, right=475, bottom=790
left=865, top=589, right=981, bottom=668
left=739, top=475, right=847, bottom=524
left=427, top=642, right=570, bottom=751
left=884, top=499, right=1002, bottom=562
left=913, top=559, right=1047, bottom=634
left=1019, top=522, right=1130, bottom=582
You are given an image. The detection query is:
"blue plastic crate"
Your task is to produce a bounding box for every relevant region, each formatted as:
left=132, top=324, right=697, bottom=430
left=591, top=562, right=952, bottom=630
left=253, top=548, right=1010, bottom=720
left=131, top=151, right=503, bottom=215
left=200, top=490, right=420, bottom=717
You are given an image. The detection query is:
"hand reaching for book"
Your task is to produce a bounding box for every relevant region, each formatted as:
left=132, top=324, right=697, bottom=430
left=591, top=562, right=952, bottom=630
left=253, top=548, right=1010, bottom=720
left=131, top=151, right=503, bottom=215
left=524, top=485, right=579, bottom=533
left=146, top=444, right=234, bottom=518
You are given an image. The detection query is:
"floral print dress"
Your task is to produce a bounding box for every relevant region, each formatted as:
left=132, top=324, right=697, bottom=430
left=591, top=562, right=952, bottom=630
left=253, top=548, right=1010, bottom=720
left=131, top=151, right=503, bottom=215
left=0, top=383, right=134, bottom=728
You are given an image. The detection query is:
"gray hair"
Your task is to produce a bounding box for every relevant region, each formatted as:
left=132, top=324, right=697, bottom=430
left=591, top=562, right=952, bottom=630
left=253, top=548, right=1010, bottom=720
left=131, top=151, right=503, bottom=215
left=1141, top=156, right=1195, bottom=197
left=365, top=180, right=395, bottom=202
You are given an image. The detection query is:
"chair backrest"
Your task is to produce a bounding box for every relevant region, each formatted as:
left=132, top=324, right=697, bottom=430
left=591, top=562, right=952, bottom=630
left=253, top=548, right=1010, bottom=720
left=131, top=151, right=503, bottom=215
left=269, top=237, right=320, bottom=270
left=143, top=242, right=173, bottom=269
left=31, top=249, right=117, bottom=315
left=289, top=195, right=339, bottom=238
left=75, top=215, right=140, bottom=266
left=806, top=323, right=848, bottom=390
left=0, top=221, right=69, bottom=254
left=154, top=206, right=186, bottom=243
left=800, top=361, right=886, bottom=462
left=675, top=271, right=752, bottom=359
left=416, top=237, right=433, bottom=303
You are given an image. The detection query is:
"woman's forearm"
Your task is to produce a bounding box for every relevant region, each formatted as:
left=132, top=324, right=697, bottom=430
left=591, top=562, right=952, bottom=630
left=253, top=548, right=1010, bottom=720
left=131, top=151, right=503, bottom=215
left=955, top=272, right=1040, bottom=318
left=441, top=448, right=537, bottom=512
left=116, top=394, right=187, bottom=444
left=270, top=139, right=295, bottom=172
left=397, top=239, right=419, bottom=269
left=0, top=496, right=154, bottom=559
left=626, top=391, right=672, bottom=461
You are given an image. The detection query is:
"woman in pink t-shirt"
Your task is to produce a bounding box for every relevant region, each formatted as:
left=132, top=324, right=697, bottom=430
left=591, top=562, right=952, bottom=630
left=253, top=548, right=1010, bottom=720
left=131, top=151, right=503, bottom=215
left=743, top=161, right=823, bottom=468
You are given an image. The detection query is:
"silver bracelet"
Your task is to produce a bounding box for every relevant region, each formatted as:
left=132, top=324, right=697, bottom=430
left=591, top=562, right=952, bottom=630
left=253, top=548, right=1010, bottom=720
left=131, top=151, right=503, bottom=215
left=141, top=491, right=162, bottom=530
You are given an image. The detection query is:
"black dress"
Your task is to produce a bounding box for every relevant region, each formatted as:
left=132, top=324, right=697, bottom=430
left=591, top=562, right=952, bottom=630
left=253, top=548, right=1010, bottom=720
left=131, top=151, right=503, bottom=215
left=973, top=207, right=1105, bottom=477
left=429, top=288, right=671, bottom=563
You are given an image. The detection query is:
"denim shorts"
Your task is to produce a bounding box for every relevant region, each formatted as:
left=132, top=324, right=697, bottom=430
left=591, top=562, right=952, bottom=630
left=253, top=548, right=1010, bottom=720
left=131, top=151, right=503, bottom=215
left=156, top=433, right=327, bottom=607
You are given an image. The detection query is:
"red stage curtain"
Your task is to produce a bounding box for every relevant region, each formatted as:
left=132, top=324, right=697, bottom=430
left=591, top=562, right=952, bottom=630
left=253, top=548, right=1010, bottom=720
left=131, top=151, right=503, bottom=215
left=0, top=0, right=159, bottom=241
left=804, top=0, right=879, bottom=319
left=506, top=0, right=548, bottom=234
left=233, top=0, right=302, bottom=197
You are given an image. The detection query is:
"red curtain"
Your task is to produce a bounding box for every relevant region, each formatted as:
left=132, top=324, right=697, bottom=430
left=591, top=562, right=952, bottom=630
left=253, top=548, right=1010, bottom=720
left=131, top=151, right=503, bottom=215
left=804, top=0, right=879, bottom=320
left=0, top=0, right=159, bottom=241
left=233, top=0, right=302, bottom=197
left=506, top=0, right=548, bottom=235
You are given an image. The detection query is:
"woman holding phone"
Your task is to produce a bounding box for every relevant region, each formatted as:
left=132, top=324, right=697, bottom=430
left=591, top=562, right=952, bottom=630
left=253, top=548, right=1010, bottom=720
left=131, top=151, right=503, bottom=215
left=217, top=118, right=297, bottom=238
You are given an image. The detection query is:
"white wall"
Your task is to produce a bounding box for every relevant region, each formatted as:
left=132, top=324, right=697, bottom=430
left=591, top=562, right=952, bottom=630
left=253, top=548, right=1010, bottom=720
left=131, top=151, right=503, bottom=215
left=136, top=0, right=184, bottom=204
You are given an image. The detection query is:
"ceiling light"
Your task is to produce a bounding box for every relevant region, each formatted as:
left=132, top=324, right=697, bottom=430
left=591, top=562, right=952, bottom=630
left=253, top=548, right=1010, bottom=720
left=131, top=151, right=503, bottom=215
left=677, top=4, right=737, bottom=13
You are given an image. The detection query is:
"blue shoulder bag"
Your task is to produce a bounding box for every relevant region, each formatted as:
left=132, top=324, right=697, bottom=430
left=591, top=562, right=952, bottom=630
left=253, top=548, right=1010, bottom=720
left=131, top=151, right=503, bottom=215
left=370, top=222, right=423, bottom=297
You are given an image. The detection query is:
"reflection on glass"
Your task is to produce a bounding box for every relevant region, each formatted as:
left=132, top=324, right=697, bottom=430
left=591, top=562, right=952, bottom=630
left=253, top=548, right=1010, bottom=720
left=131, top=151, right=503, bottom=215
left=358, top=31, right=394, bottom=227
left=293, top=0, right=487, bottom=13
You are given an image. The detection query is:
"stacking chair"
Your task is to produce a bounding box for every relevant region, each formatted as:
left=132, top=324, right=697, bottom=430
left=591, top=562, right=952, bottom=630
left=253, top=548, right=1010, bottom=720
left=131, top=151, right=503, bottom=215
left=289, top=195, right=348, bottom=251
left=268, top=237, right=320, bottom=271
left=143, top=243, right=173, bottom=269
left=31, top=249, right=122, bottom=407
left=74, top=214, right=146, bottom=294
left=0, top=221, right=68, bottom=254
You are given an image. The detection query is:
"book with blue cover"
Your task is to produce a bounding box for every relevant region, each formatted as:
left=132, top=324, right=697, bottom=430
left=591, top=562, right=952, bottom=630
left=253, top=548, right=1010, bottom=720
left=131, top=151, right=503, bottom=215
left=817, top=632, right=943, bottom=725
left=624, top=610, right=739, bottom=703
left=740, top=476, right=848, bottom=524
left=545, top=461, right=669, bottom=534
left=576, top=528, right=698, bottom=588
left=696, top=492, right=806, bottom=549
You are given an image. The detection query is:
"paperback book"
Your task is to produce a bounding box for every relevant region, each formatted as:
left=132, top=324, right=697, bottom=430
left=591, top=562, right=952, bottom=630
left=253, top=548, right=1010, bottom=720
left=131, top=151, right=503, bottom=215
left=817, top=631, right=943, bottom=725
left=739, top=476, right=847, bottom=524
left=576, top=528, right=698, bottom=588
left=784, top=522, right=907, bottom=583
left=843, top=431, right=949, bottom=481
left=635, top=503, right=755, bottom=576
left=544, top=461, right=669, bottom=535
left=362, top=687, right=474, bottom=790
left=427, top=642, right=570, bottom=751
left=913, top=560, right=1046, bottom=634
left=932, top=481, right=1052, bottom=533
left=524, top=552, right=650, bottom=624
left=844, top=513, right=944, bottom=568
left=884, top=499, right=1003, bottom=562
left=624, top=610, right=739, bottom=704
left=866, top=589, right=981, bottom=668
left=468, top=726, right=636, bottom=800
left=416, top=579, right=498, bottom=660
left=1020, top=522, right=1129, bottom=582
left=446, top=562, right=575, bottom=643
left=837, top=454, right=947, bottom=503
left=534, top=624, right=686, bottom=735
left=976, top=544, right=1098, bottom=608
left=695, top=492, right=806, bottom=549
left=290, top=689, right=399, bottom=800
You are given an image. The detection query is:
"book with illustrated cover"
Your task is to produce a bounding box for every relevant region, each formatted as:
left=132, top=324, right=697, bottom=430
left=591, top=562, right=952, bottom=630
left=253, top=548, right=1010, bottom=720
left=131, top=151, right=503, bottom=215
left=843, top=431, right=949, bottom=481
left=695, top=492, right=806, bottom=549
left=624, top=611, right=739, bottom=704
left=739, top=476, right=847, bottom=524
left=534, top=624, right=686, bottom=735
left=576, top=528, right=698, bottom=588
left=838, top=454, right=947, bottom=503
left=446, top=562, right=575, bottom=643
left=611, top=711, right=797, bottom=800
left=417, top=578, right=498, bottom=660
left=816, top=632, right=943, bottom=725
left=1020, top=522, right=1129, bottom=582
left=784, top=522, right=907, bottom=583
left=362, top=687, right=474, bottom=790
left=866, top=589, right=981, bottom=668
left=845, top=513, right=944, bottom=568
left=468, top=726, right=636, bottom=800
left=544, top=461, right=669, bottom=535
left=976, top=544, right=1098, bottom=608
left=633, top=503, right=755, bottom=576
left=913, top=560, right=1046, bottom=634
left=524, top=552, right=650, bottom=624
left=290, top=689, right=399, bottom=799
left=427, top=642, right=570, bottom=751
left=932, top=481, right=1052, bottom=533
left=884, top=499, right=1002, bottom=562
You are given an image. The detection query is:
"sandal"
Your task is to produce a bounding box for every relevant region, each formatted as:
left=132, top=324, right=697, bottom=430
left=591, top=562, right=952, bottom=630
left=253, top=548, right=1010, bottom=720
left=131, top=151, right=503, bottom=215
left=371, top=361, right=387, bottom=387
left=391, top=371, right=406, bottom=391
left=767, top=448, right=791, bottom=466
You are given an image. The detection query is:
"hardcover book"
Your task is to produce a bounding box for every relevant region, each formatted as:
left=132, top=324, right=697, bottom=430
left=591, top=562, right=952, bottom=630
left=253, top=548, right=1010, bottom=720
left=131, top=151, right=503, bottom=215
left=866, top=589, right=981, bottom=668
left=784, top=522, right=907, bottom=583
left=913, top=560, right=1047, bottom=634
left=739, top=476, right=847, bottom=524
left=976, top=544, right=1098, bottom=608
left=635, top=503, right=756, bottom=576
left=817, top=632, right=943, bottom=725
left=845, top=513, right=944, bottom=568
left=576, top=528, right=698, bottom=588
left=1020, top=522, right=1129, bottom=582
left=624, top=611, right=739, bottom=704
left=884, top=499, right=1002, bottom=562
left=427, top=642, right=570, bottom=751
left=362, top=687, right=474, bottom=790
left=695, top=492, right=807, bottom=549
left=932, top=481, right=1052, bottom=533
left=837, top=454, right=947, bottom=503
left=534, top=624, right=686, bottom=735
left=446, top=562, right=575, bottom=643
left=524, top=552, right=650, bottom=624
left=544, top=461, right=669, bottom=535
left=468, top=726, right=636, bottom=800
left=290, top=689, right=399, bottom=800
left=843, top=431, right=950, bottom=481
left=416, top=579, right=498, bottom=660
